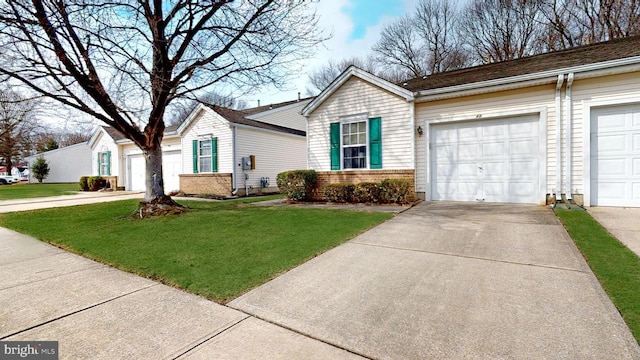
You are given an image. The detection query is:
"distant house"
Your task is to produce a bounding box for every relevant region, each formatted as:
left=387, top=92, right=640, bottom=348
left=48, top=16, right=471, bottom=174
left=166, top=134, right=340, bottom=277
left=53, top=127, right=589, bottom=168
left=24, top=142, right=92, bottom=183
left=88, top=97, right=310, bottom=195
left=303, top=36, right=640, bottom=207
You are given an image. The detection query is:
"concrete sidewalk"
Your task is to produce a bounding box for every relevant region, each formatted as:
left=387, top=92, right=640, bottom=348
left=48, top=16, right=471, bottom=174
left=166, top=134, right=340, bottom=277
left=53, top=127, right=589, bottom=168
left=230, top=202, right=640, bottom=359
left=589, top=207, right=640, bottom=258
left=0, top=227, right=362, bottom=359
left=0, top=191, right=144, bottom=213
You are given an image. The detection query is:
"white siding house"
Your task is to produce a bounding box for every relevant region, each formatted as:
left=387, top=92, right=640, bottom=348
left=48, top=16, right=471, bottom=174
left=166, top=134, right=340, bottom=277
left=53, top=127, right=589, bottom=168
left=177, top=101, right=307, bottom=195
left=303, top=36, right=640, bottom=207
left=24, top=142, right=92, bottom=183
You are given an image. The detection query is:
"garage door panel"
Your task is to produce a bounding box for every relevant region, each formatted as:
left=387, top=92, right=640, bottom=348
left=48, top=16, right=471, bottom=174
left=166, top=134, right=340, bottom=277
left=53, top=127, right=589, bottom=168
left=482, top=142, right=506, bottom=157
left=591, top=104, right=640, bottom=206
left=431, top=116, right=539, bottom=204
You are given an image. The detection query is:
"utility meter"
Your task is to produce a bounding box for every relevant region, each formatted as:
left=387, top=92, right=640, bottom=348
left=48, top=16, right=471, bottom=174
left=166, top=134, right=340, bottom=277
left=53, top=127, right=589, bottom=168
left=241, top=155, right=255, bottom=170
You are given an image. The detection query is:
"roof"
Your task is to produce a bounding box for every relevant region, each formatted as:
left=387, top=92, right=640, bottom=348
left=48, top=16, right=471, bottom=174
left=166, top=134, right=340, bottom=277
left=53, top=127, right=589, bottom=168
left=404, top=35, right=640, bottom=92
left=242, top=97, right=314, bottom=115
left=99, top=123, right=180, bottom=143
left=204, top=105, right=306, bottom=136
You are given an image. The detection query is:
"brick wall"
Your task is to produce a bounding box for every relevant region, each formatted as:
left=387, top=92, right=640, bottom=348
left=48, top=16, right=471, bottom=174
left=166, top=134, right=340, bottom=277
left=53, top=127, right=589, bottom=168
left=179, top=173, right=233, bottom=196
left=313, top=169, right=415, bottom=200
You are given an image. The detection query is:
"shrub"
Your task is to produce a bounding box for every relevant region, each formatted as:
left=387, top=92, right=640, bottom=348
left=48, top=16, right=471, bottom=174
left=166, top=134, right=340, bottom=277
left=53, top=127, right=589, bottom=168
left=88, top=176, right=107, bottom=191
left=79, top=176, right=89, bottom=191
left=353, top=182, right=381, bottom=203
left=276, top=170, right=317, bottom=201
left=31, top=156, right=50, bottom=183
left=324, top=183, right=355, bottom=203
left=379, top=178, right=415, bottom=205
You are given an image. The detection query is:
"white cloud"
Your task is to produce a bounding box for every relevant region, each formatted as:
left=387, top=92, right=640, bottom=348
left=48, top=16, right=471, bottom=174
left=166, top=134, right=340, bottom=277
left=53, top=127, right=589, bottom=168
left=252, top=0, right=419, bottom=106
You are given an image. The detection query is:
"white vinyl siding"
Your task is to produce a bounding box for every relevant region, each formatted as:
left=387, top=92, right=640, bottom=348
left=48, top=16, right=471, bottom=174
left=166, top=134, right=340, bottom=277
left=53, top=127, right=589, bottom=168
left=180, top=108, right=233, bottom=174
left=24, top=142, right=91, bottom=183
left=247, top=100, right=310, bottom=132
left=307, top=77, right=413, bottom=171
left=235, top=126, right=306, bottom=190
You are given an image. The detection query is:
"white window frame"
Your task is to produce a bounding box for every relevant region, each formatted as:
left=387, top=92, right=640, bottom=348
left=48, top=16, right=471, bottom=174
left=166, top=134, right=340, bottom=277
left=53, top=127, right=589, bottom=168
left=198, top=139, right=212, bottom=173
left=340, top=113, right=369, bottom=170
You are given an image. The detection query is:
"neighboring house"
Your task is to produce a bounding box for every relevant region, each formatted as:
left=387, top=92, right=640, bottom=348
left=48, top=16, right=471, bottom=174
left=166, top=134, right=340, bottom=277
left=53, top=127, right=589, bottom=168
left=302, top=36, right=640, bottom=207
left=88, top=125, right=182, bottom=192
left=177, top=98, right=310, bottom=196
left=88, top=97, right=310, bottom=195
left=24, top=142, right=91, bottom=183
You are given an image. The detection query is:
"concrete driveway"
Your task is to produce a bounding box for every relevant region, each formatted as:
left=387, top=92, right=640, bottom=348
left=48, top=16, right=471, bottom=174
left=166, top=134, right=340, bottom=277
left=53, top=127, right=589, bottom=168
left=230, top=202, right=640, bottom=359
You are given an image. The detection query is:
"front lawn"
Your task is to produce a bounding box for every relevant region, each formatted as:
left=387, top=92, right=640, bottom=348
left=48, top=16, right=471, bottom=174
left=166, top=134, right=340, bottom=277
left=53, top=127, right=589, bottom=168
left=0, top=183, right=79, bottom=200
left=0, top=198, right=392, bottom=302
left=555, top=209, right=640, bottom=343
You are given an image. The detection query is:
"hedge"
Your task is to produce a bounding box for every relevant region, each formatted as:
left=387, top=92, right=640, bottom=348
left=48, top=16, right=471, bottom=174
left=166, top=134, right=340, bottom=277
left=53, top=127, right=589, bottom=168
left=276, top=170, right=318, bottom=201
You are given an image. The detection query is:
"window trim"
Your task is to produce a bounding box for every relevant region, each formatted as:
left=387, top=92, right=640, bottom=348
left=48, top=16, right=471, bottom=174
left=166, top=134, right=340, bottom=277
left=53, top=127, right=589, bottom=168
left=199, top=139, right=213, bottom=173
left=97, top=151, right=111, bottom=176
left=340, top=117, right=369, bottom=170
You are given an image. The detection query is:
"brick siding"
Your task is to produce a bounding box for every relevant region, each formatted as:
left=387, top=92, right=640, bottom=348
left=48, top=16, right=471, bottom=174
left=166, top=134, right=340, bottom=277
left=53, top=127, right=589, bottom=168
left=313, top=169, right=415, bottom=200
left=179, top=173, right=233, bottom=196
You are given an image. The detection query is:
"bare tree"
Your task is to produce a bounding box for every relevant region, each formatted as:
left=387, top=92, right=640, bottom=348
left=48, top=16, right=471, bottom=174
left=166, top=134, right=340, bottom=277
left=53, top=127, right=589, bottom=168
left=0, top=89, right=39, bottom=175
left=306, top=56, right=384, bottom=95
left=0, top=1, right=324, bottom=212
left=459, top=0, right=546, bottom=63
left=167, top=92, right=248, bottom=126
left=541, top=0, right=640, bottom=51
left=372, top=0, right=469, bottom=79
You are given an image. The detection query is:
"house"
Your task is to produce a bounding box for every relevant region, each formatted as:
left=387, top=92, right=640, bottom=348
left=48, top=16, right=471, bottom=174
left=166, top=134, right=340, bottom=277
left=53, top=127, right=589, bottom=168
left=24, top=142, right=92, bottom=183
left=89, top=97, right=310, bottom=195
left=177, top=99, right=310, bottom=196
left=302, top=36, right=640, bottom=207
left=88, top=125, right=182, bottom=192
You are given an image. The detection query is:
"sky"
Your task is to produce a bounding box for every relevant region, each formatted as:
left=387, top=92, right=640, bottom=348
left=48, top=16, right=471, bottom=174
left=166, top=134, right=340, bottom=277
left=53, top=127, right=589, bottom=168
left=246, top=0, right=420, bottom=107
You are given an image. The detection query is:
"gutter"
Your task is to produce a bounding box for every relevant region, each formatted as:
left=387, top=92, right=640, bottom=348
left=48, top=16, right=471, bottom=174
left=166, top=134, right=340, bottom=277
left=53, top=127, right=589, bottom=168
left=565, top=73, right=575, bottom=200
left=414, top=56, right=640, bottom=102
left=555, top=74, right=565, bottom=200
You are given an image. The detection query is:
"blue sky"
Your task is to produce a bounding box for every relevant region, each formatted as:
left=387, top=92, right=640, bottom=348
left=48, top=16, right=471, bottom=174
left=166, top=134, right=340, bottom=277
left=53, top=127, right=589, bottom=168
left=254, top=0, right=419, bottom=105
left=344, top=0, right=405, bottom=40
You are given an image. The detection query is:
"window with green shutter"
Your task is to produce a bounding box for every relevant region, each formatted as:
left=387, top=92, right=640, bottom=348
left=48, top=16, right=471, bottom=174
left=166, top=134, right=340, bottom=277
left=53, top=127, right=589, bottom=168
left=332, top=116, right=382, bottom=170
left=192, top=137, right=218, bottom=173
left=98, top=151, right=111, bottom=176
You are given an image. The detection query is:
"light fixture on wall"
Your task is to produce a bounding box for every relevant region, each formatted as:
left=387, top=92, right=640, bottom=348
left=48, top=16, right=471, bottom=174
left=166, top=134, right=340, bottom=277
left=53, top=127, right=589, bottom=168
left=416, top=126, right=423, bottom=137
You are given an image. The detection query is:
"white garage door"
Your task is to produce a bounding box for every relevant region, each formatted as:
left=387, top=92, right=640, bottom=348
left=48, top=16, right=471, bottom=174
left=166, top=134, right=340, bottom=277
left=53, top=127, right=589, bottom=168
left=590, top=105, right=640, bottom=207
left=128, top=155, right=145, bottom=191
left=127, top=151, right=182, bottom=192
left=162, top=151, right=181, bottom=193
left=431, top=116, right=540, bottom=204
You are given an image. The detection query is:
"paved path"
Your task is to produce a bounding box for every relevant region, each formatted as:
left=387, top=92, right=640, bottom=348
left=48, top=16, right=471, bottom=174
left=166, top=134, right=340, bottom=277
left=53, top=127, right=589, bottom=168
left=590, top=207, right=640, bottom=258
left=0, top=191, right=144, bottom=213
left=230, top=202, right=640, bottom=359
left=2, top=197, right=639, bottom=359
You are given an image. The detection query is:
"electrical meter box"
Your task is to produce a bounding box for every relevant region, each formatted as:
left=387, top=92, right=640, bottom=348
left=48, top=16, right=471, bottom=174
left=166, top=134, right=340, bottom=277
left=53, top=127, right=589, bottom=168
left=241, top=155, right=255, bottom=170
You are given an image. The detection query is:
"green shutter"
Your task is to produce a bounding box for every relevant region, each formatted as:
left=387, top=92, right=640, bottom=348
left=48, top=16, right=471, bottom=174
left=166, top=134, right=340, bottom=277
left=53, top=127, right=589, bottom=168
left=211, top=137, right=218, bottom=173
left=192, top=140, right=198, bottom=173
left=330, top=122, right=340, bottom=170
left=97, top=154, right=101, bottom=176
left=106, top=151, right=112, bottom=176
left=369, top=117, right=382, bottom=169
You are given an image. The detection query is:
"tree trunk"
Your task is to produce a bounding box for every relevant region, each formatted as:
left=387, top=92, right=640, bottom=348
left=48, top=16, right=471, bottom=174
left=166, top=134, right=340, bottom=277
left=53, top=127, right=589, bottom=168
left=144, top=145, right=165, bottom=202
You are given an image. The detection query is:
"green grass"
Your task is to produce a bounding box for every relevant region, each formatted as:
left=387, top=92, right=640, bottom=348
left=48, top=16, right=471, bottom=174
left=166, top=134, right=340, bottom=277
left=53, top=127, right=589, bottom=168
left=0, top=198, right=392, bottom=302
left=0, top=183, right=79, bottom=200
left=555, top=210, right=640, bottom=343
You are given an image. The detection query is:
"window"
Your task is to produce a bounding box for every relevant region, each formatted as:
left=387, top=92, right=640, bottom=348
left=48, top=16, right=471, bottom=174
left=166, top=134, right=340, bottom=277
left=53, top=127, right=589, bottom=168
left=330, top=116, right=381, bottom=171
left=98, top=151, right=111, bottom=176
left=342, top=121, right=367, bottom=169
left=192, top=138, right=218, bottom=173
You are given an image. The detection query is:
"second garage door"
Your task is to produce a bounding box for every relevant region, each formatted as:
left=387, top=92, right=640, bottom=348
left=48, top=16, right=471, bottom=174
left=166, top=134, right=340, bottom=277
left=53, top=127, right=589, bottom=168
left=127, top=151, right=181, bottom=192
left=431, top=115, right=540, bottom=204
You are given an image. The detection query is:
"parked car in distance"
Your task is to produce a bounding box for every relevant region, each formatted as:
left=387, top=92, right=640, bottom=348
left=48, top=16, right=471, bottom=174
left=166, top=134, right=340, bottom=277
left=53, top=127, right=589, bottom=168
left=0, top=175, right=15, bottom=185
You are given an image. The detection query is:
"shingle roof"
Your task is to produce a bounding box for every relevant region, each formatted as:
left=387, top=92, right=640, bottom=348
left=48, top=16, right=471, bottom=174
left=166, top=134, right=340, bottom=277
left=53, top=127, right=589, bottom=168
left=242, top=97, right=314, bottom=115
left=204, top=105, right=306, bottom=137
left=403, top=35, right=640, bottom=92
left=102, top=123, right=179, bottom=142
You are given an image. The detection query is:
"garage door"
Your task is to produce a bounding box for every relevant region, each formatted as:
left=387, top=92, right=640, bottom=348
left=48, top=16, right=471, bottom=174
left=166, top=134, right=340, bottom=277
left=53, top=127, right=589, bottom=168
left=127, top=151, right=181, bottom=192
left=128, top=155, right=145, bottom=191
left=431, top=116, right=539, bottom=204
left=590, top=105, right=640, bottom=207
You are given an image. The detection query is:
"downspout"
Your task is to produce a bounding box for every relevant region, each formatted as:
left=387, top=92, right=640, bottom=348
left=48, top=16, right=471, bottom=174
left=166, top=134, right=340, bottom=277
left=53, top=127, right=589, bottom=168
left=555, top=74, right=565, bottom=200
left=231, top=125, right=238, bottom=196
left=409, top=99, right=416, bottom=196
left=565, top=73, right=574, bottom=200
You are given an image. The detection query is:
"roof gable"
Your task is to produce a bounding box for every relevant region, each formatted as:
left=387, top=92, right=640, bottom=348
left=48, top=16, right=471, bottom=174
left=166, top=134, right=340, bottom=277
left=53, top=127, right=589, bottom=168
left=301, top=66, right=415, bottom=116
